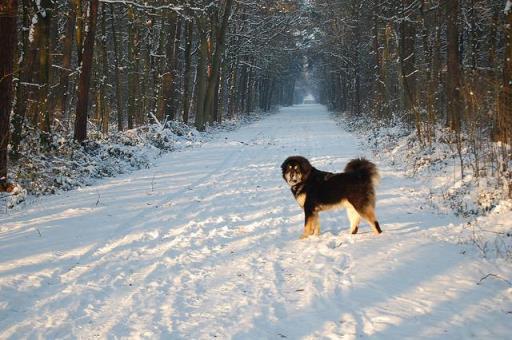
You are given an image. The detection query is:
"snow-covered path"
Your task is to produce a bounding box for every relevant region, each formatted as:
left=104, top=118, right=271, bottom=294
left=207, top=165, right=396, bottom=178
left=1, top=105, right=511, bottom=339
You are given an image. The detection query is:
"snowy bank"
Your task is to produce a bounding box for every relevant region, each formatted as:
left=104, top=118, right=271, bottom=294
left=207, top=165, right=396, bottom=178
left=337, top=112, right=512, bottom=260
left=1, top=113, right=267, bottom=210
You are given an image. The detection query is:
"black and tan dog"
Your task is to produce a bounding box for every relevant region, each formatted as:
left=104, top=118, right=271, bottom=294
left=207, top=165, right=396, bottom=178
left=281, top=156, right=382, bottom=239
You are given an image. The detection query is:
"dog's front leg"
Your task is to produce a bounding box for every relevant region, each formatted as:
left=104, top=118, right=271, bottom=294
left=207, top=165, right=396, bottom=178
left=301, top=206, right=320, bottom=239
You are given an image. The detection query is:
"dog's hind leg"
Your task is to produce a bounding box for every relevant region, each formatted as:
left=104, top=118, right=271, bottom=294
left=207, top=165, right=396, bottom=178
left=361, top=206, right=382, bottom=234
left=346, top=203, right=361, bottom=234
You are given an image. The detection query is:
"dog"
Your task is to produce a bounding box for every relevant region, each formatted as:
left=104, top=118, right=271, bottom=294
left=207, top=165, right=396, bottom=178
left=281, top=156, right=382, bottom=239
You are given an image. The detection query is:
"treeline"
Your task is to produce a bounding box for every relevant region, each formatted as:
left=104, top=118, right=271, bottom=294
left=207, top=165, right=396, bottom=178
left=308, top=0, right=511, bottom=185
left=0, top=0, right=304, bottom=188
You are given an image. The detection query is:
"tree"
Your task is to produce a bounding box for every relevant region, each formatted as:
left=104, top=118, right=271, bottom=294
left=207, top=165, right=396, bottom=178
left=399, top=0, right=417, bottom=113
left=496, top=1, right=512, bottom=143
left=0, top=0, right=18, bottom=189
left=193, top=0, right=234, bottom=130
left=36, top=0, right=54, bottom=146
left=109, top=3, right=124, bottom=131
left=54, top=2, right=77, bottom=120
left=446, top=0, right=463, bottom=131
left=182, top=18, right=194, bottom=123
left=74, top=0, right=99, bottom=142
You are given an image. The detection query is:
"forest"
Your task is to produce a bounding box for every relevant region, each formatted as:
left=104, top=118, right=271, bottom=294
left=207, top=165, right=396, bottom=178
left=0, top=0, right=511, bottom=201
left=1, top=1, right=512, bottom=337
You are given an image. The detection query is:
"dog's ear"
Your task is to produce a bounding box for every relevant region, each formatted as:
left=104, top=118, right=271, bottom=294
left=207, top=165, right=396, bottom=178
left=298, top=157, right=312, bottom=179
left=281, top=158, right=291, bottom=178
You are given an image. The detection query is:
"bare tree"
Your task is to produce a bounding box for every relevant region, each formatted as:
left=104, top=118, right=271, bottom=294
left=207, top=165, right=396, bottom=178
left=74, top=0, right=99, bottom=142
left=0, top=0, right=18, bottom=189
left=446, top=0, right=463, bottom=132
left=496, top=1, right=512, bottom=143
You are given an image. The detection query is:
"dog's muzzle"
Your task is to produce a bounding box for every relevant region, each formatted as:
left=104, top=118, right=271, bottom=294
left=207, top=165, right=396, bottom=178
left=285, top=171, right=301, bottom=186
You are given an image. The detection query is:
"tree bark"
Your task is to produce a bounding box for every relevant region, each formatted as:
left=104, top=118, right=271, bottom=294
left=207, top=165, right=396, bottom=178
left=37, top=0, right=53, bottom=146
left=245, top=64, right=254, bottom=114
left=159, top=14, right=181, bottom=121
left=195, top=26, right=209, bottom=130
left=399, top=0, right=417, bottom=113
left=203, top=0, right=233, bottom=123
left=227, top=59, right=238, bottom=119
left=10, top=0, right=34, bottom=159
left=54, top=2, right=76, bottom=121
left=127, top=6, right=139, bottom=129
left=0, top=0, right=18, bottom=185
left=182, top=19, right=193, bottom=124
left=496, top=2, right=512, bottom=143
left=98, top=3, right=108, bottom=135
left=110, top=4, right=123, bottom=131
left=446, top=0, right=463, bottom=131
left=74, top=0, right=83, bottom=66
left=74, top=0, right=99, bottom=142
left=373, top=11, right=387, bottom=117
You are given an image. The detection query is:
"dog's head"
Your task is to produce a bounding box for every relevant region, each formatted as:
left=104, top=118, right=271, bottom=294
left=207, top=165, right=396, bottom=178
left=281, top=156, right=312, bottom=186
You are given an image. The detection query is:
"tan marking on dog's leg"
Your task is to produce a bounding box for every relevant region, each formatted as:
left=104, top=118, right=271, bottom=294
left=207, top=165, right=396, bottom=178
left=296, top=193, right=306, bottom=208
left=313, top=214, right=320, bottom=236
left=302, top=213, right=319, bottom=239
left=346, top=202, right=361, bottom=234
left=362, top=207, right=382, bottom=234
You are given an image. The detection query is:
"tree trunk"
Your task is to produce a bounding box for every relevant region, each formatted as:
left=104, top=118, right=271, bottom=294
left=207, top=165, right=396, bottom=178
left=159, top=14, right=180, bottom=121
left=213, top=70, right=221, bottom=123
left=141, top=19, right=152, bottom=123
left=74, top=0, right=83, bottom=66
left=37, top=0, right=53, bottom=147
left=54, top=2, right=76, bottom=121
left=98, top=3, right=108, bottom=135
left=74, top=0, right=99, bottom=142
left=182, top=19, right=193, bottom=124
left=110, top=4, right=123, bottom=131
left=496, top=3, right=512, bottom=143
left=157, top=16, right=176, bottom=121
left=10, top=0, right=34, bottom=159
left=245, top=64, right=254, bottom=114
left=400, top=0, right=417, bottom=114
left=488, top=7, right=498, bottom=69
left=446, top=0, right=463, bottom=131
left=373, top=12, right=387, bottom=117
left=127, top=6, right=138, bottom=129
left=239, top=64, right=247, bottom=113
left=203, top=0, right=234, bottom=123
left=195, top=28, right=209, bottom=130
left=227, top=59, right=238, bottom=118
left=0, top=0, right=18, bottom=185
left=431, top=9, right=442, bottom=117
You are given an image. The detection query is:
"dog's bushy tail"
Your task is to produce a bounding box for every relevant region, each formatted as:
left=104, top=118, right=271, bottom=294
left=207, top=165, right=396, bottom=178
left=344, top=158, right=380, bottom=186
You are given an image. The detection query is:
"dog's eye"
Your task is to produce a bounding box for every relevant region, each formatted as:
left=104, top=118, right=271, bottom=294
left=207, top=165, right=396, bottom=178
left=293, top=165, right=298, bottom=170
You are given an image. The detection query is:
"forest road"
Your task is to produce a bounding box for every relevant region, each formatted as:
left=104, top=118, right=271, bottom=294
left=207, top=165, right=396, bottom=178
left=0, top=104, right=510, bottom=339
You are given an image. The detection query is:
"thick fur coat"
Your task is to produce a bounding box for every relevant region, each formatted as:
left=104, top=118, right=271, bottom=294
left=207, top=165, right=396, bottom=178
left=281, top=156, right=382, bottom=238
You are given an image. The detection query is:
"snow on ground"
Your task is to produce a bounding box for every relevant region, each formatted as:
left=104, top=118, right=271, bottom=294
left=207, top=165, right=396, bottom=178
left=0, top=104, right=511, bottom=339
left=338, top=114, right=512, bottom=260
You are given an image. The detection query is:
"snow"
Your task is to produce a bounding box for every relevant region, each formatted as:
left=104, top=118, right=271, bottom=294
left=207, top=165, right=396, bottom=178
left=1, top=105, right=511, bottom=338
left=303, top=93, right=316, bottom=104
left=2, top=121, right=207, bottom=209
left=28, top=15, right=38, bottom=44
left=338, top=114, right=512, bottom=260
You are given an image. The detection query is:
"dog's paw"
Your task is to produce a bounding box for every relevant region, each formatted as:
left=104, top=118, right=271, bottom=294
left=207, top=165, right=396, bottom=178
left=299, top=233, right=309, bottom=240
